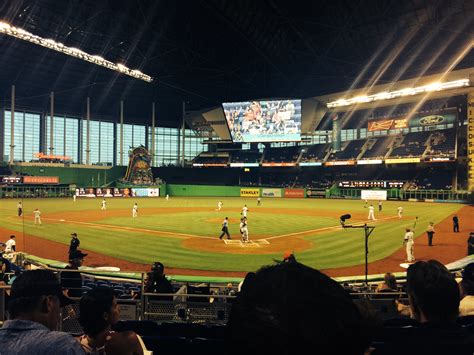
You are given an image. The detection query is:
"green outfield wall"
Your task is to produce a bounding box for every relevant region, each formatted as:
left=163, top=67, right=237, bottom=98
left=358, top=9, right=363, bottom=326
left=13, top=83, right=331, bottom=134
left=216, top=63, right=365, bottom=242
left=166, top=184, right=243, bottom=197
left=12, top=164, right=126, bottom=187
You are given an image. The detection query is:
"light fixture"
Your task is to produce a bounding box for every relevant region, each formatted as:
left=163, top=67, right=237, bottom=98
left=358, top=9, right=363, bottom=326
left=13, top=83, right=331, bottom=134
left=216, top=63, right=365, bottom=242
left=0, top=21, right=153, bottom=82
left=327, top=78, right=470, bottom=108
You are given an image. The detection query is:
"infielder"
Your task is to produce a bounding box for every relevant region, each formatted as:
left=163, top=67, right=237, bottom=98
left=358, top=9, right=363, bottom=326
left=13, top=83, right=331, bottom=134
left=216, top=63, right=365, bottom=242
left=257, top=197, right=261, bottom=206
left=403, top=228, right=415, bottom=262
left=216, top=201, right=223, bottom=211
left=33, top=208, right=42, bottom=225
left=368, top=204, right=376, bottom=221
left=165, top=194, right=169, bottom=201
left=242, top=205, right=248, bottom=218
left=101, top=198, right=107, bottom=211
left=240, top=217, right=249, bottom=243
left=73, top=194, right=76, bottom=202
left=132, top=203, right=138, bottom=218
left=397, top=206, right=403, bottom=218
left=17, top=201, right=22, bottom=217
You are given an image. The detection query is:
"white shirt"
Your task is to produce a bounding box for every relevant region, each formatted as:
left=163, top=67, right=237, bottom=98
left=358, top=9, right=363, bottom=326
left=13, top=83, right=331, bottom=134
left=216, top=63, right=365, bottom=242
left=218, top=202, right=223, bottom=207
left=5, top=239, right=16, bottom=252
left=133, top=205, right=138, bottom=211
left=369, top=206, right=374, bottom=213
left=34, top=210, right=41, bottom=217
left=398, top=207, right=403, bottom=212
left=404, top=231, right=414, bottom=243
left=17, top=203, right=22, bottom=209
left=102, top=200, right=106, bottom=206
left=242, top=207, right=248, bottom=213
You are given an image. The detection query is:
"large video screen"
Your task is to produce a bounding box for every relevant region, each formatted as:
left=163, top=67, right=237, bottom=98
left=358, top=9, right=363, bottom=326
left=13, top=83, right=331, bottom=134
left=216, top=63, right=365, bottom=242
left=223, top=99, right=301, bottom=142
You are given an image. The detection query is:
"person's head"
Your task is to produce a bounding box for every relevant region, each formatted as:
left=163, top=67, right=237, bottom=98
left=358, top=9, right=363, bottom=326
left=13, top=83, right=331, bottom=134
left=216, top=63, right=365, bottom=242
left=10, top=235, right=15, bottom=240
left=71, top=232, right=78, bottom=239
left=406, top=228, right=411, bottom=232
left=79, top=287, right=119, bottom=337
left=429, top=222, right=434, bottom=226
left=226, top=261, right=369, bottom=354
left=225, top=217, right=228, bottom=220
left=460, top=262, right=474, bottom=297
left=8, top=270, right=73, bottom=330
left=151, top=261, right=164, bottom=277
left=383, top=272, right=397, bottom=290
left=406, top=260, right=460, bottom=323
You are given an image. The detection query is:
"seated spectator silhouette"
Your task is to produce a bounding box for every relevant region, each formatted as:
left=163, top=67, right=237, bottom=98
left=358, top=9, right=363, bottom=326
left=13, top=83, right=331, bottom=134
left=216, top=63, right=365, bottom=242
left=225, top=261, right=371, bottom=354
left=459, top=262, right=474, bottom=317
left=61, top=250, right=87, bottom=298
left=144, top=262, right=174, bottom=301
left=376, top=273, right=398, bottom=293
left=0, top=269, right=84, bottom=354
left=78, top=286, right=146, bottom=354
left=375, top=260, right=474, bottom=354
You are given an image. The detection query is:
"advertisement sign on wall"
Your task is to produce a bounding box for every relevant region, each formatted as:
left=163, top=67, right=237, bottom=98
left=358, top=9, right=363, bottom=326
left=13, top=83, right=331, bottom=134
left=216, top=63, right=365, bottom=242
left=306, top=189, right=326, bottom=198
left=240, top=188, right=260, bottom=197
left=75, top=187, right=159, bottom=197
left=468, top=93, right=474, bottom=191
left=284, top=189, right=305, bottom=198
left=361, top=190, right=388, bottom=201
left=23, top=176, right=59, bottom=184
left=262, top=188, right=282, bottom=198
left=385, top=158, right=420, bottom=164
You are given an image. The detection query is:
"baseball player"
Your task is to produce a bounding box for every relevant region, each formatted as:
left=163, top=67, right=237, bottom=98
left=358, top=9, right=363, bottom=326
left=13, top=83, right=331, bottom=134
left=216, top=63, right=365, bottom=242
left=219, top=217, right=231, bottom=240
left=73, top=194, right=76, bottom=202
left=242, top=205, right=249, bottom=218
left=368, top=204, right=376, bottom=221
left=397, top=206, right=403, bottom=219
left=240, top=217, right=249, bottom=243
left=165, top=194, right=169, bottom=201
left=17, top=201, right=22, bottom=217
left=5, top=235, right=16, bottom=253
left=403, top=228, right=415, bottom=262
left=378, top=200, right=383, bottom=212
left=257, top=197, right=261, bottom=206
left=216, top=201, right=223, bottom=211
left=33, top=208, right=42, bottom=225
left=101, top=198, right=107, bottom=211
left=132, top=203, right=138, bottom=218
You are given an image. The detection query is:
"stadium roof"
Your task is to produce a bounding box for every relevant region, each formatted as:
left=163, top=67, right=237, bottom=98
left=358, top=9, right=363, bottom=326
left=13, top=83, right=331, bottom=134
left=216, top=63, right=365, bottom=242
left=0, top=0, right=473, bottom=126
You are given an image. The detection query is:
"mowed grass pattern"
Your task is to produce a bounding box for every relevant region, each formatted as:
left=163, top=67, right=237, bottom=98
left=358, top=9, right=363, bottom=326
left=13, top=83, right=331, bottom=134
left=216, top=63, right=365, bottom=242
left=0, top=197, right=464, bottom=271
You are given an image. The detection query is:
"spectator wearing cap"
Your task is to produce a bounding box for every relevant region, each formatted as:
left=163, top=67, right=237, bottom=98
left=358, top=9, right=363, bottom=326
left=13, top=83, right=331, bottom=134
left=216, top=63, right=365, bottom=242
left=61, top=250, right=87, bottom=298
left=459, top=262, right=474, bottom=317
left=144, top=262, right=174, bottom=300
left=0, top=269, right=84, bottom=354
left=68, top=233, right=80, bottom=260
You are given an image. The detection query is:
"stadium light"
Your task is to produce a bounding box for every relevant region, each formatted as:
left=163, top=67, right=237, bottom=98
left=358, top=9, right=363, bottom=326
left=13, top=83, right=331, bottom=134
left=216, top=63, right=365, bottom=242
left=0, top=21, right=153, bottom=83
left=327, top=78, right=470, bottom=108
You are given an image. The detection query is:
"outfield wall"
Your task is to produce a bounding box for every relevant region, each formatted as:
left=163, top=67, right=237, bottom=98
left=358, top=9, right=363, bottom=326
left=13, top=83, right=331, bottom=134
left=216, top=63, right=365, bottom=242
left=166, top=184, right=242, bottom=197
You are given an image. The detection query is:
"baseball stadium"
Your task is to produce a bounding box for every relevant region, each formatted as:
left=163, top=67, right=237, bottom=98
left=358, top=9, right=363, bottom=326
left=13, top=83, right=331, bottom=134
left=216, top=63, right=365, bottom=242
left=0, top=1, right=473, bottom=354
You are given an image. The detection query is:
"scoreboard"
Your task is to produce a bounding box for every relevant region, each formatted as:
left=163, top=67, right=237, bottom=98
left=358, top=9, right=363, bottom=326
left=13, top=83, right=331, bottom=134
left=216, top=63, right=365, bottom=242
left=338, top=181, right=404, bottom=188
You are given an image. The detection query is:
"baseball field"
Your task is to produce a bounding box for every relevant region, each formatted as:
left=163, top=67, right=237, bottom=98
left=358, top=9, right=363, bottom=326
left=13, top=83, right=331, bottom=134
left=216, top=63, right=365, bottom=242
left=0, top=197, right=470, bottom=277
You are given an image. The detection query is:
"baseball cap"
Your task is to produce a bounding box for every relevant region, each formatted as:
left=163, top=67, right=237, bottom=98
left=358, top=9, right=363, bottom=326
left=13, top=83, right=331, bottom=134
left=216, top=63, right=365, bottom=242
left=10, top=269, right=74, bottom=307
left=70, top=233, right=78, bottom=237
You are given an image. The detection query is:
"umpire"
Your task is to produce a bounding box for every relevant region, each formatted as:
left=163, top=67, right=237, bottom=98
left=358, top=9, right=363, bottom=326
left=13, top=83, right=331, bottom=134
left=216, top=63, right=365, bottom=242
left=219, top=217, right=231, bottom=240
left=68, top=233, right=80, bottom=260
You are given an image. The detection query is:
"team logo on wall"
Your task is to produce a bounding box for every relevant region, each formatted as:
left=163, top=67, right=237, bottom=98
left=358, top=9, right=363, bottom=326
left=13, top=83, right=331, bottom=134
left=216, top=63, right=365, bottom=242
left=419, top=115, right=445, bottom=126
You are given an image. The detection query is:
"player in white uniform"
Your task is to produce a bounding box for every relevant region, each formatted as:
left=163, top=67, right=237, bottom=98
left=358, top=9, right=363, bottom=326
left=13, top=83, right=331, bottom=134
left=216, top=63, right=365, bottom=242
left=368, top=204, right=376, bottom=220
left=73, top=194, right=77, bottom=202
left=257, top=197, right=261, bottom=206
left=242, top=205, right=248, bottom=218
left=101, top=198, right=107, bottom=211
left=403, top=228, right=415, bottom=262
left=17, top=202, right=23, bottom=217
left=240, top=217, right=249, bottom=243
left=216, top=201, right=223, bottom=211
left=165, top=194, right=169, bottom=201
left=132, top=203, right=138, bottom=217
left=397, top=206, right=403, bottom=218
left=33, top=208, right=42, bottom=225
left=5, top=235, right=16, bottom=253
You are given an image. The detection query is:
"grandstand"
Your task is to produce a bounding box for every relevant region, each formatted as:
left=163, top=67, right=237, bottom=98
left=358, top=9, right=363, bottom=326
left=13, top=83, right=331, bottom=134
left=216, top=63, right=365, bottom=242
left=0, top=1, right=473, bottom=353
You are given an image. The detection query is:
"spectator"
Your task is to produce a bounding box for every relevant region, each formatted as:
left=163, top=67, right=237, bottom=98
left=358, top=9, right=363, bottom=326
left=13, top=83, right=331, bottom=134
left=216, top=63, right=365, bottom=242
left=5, top=235, right=16, bottom=253
left=144, top=262, right=174, bottom=300
left=459, top=262, right=474, bottom=316
left=381, top=260, right=474, bottom=354
left=78, top=287, right=145, bottom=354
left=61, top=250, right=87, bottom=298
left=376, top=272, right=398, bottom=293
left=226, top=261, right=371, bottom=354
left=0, top=270, right=84, bottom=354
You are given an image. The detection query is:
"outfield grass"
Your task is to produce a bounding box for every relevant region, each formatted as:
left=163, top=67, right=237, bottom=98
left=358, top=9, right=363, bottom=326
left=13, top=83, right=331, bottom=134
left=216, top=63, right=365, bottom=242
left=0, top=197, right=464, bottom=272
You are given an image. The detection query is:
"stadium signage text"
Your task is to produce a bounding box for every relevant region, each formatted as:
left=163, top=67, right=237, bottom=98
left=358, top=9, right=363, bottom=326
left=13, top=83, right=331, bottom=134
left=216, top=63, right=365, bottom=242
left=324, top=161, right=355, bottom=166
left=361, top=190, right=387, bottom=201
left=357, top=159, right=383, bottom=165
left=23, top=176, right=59, bottom=184
left=284, top=189, right=305, bottom=198
left=468, top=93, right=474, bottom=191
left=262, top=188, right=282, bottom=198
left=298, top=162, right=323, bottom=166
left=385, top=158, right=420, bottom=164
left=240, top=188, right=260, bottom=197
left=261, top=162, right=297, bottom=167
